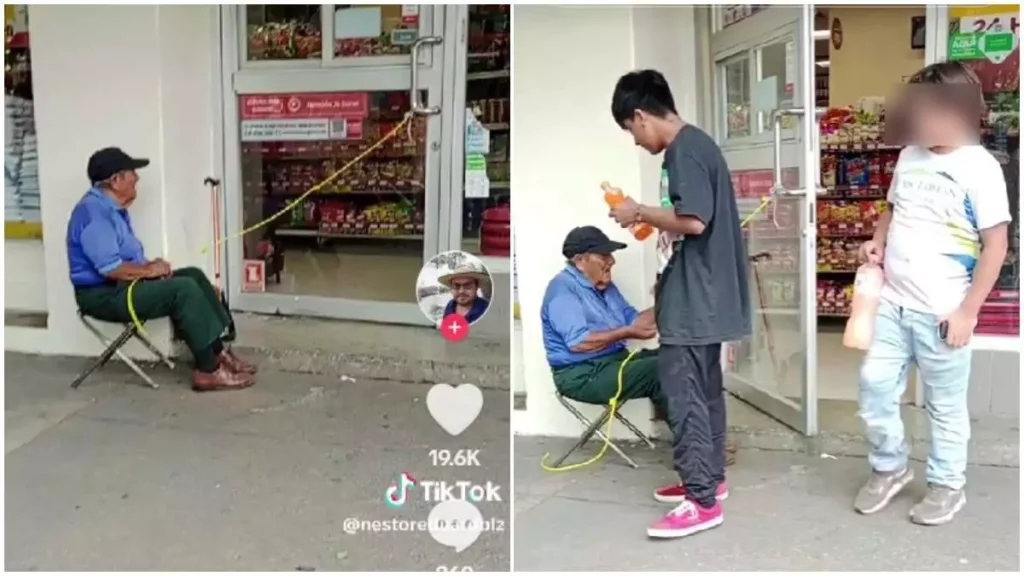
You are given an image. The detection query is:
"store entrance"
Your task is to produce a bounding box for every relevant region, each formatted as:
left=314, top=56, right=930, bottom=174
left=710, top=5, right=822, bottom=434
left=220, top=5, right=454, bottom=325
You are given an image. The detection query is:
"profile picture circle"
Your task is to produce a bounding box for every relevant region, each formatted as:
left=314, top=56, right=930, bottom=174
left=416, top=250, right=494, bottom=327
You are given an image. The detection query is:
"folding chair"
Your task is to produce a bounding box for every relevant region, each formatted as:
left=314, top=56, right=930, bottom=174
left=70, top=311, right=175, bottom=390
left=550, top=392, right=657, bottom=469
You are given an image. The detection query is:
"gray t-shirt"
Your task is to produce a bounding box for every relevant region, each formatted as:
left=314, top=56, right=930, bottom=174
left=654, top=125, right=751, bottom=346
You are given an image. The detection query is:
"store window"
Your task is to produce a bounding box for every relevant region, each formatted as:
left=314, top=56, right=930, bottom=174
left=4, top=4, right=40, bottom=240
left=238, top=90, right=428, bottom=301
left=721, top=55, right=751, bottom=139
left=245, top=5, right=323, bottom=61
left=755, top=38, right=795, bottom=133
left=333, top=5, right=419, bottom=58
left=462, top=4, right=511, bottom=257
left=947, top=7, right=1020, bottom=336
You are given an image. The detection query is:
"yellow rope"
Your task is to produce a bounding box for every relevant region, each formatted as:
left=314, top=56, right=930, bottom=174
left=541, top=348, right=640, bottom=472
left=128, top=112, right=416, bottom=337
left=541, top=195, right=773, bottom=472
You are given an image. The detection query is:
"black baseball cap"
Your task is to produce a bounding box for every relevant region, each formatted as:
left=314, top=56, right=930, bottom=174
left=562, top=226, right=628, bottom=259
left=87, top=147, right=150, bottom=183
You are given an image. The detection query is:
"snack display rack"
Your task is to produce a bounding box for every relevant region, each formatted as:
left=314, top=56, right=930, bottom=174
left=242, top=92, right=427, bottom=253
left=463, top=4, right=511, bottom=255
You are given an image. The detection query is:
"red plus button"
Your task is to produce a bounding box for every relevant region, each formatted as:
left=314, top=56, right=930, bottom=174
left=440, top=314, right=470, bottom=342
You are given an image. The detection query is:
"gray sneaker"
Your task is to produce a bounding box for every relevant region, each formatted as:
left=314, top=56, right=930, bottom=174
left=854, top=467, right=915, bottom=514
left=909, top=484, right=966, bottom=526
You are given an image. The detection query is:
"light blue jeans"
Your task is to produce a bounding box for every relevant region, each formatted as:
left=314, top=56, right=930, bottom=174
left=858, top=299, right=972, bottom=490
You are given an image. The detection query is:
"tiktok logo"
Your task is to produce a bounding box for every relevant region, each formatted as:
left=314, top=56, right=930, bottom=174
left=384, top=471, right=417, bottom=508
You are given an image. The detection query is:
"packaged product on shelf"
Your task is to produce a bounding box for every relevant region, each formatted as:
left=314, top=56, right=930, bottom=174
left=248, top=21, right=322, bottom=60
left=842, top=155, right=869, bottom=187
left=817, top=238, right=860, bottom=272
left=821, top=154, right=838, bottom=188
left=817, top=279, right=854, bottom=315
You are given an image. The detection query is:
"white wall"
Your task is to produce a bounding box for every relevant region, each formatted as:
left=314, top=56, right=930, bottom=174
left=5, top=240, right=47, bottom=311
left=6, top=5, right=218, bottom=356
left=513, top=5, right=701, bottom=438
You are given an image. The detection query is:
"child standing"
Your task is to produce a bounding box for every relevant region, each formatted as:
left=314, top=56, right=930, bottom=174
left=607, top=69, right=751, bottom=539
left=854, top=61, right=1010, bottom=525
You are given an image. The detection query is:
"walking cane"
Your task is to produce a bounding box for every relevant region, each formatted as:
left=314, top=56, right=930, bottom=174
left=749, top=251, right=780, bottom=376
left=206, top=177, right=237, bottom=342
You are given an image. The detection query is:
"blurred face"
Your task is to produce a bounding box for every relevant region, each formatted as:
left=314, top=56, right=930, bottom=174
left=450, top=277, right=478, bottom=306
left=108, top=170, right=139, bottom=205
left=622, top=111, right=664, bottom=154
left=908, top=93, right=972, bottom=148
left=574, top=252, right=615, bottom=290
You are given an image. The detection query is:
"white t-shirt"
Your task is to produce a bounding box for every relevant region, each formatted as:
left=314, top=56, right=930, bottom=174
left=881, top=145, right=1011, bottom=316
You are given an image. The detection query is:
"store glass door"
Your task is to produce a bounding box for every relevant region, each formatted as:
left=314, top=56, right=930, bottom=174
left=221, top=5, right=453, bottom=325
left=711, top=6, right=821, bottom=434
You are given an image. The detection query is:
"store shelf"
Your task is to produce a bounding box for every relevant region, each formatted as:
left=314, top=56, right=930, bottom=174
left=275, top=229, right=423, bottom=241
left=468, top=51, right=505, bottom=59
left=818, top=184, right=887, bottom=200
left=822, top=143, right=902, bottom=152
left=819, top=232, right=873, bottom=239
left=267, top=189, right=423, bottom=197
left=468, top=70, right=510, bottom=81
left=482, top=123, right=509, bottom=131
left=491, top=181, right=510, bottom=189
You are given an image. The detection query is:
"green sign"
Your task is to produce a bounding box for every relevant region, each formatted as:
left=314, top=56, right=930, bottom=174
left=949, top=32, right=984, bottom=60
left=949, top=31, right=1017, bottom=64
left=466, top=154, right=487, bottom=172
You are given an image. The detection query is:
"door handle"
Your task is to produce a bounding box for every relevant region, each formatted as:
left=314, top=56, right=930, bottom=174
left=410, top=36, right=443, bottom=116
left=771, top=108, right=805, bottom=197
left=772, top=108, right=828, bottom=197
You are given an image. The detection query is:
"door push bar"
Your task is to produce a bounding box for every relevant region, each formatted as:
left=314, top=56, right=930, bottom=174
left=771, top=107, right=827, bottom=198
left=410, top=36, right=443, bottom=116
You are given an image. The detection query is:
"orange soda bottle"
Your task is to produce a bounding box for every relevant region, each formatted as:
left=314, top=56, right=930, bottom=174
left=843, top=264, right=884, bottom=350
left=601, top=181, right=654, bottom=241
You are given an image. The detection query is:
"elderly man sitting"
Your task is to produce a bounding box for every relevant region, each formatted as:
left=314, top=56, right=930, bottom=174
left=67, top=147, right=256, bottom=391
left=541, top=226, right=666, bottom=413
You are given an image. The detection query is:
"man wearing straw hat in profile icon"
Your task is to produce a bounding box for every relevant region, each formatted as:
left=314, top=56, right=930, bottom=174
left=438, top=264, right=491, bottom=325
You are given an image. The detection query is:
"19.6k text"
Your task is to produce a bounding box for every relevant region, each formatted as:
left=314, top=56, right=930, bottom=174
left=429, top=449, right=481, bottom=467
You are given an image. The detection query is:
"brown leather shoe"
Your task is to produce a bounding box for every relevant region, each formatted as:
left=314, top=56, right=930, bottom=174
left=219, top=350, right=258, bottom=374
left=192, top=366, right=255, bottom=392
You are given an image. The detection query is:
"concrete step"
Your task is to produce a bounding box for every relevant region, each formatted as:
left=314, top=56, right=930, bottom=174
left=229, top=312, right=510, bottom=389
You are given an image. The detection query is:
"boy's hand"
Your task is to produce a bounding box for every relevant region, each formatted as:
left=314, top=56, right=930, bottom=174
left=859, top=240, right=884, bottom=265
left=609, top=195, right=641, bottom=227
left=944, top=307, right=978, bottom=348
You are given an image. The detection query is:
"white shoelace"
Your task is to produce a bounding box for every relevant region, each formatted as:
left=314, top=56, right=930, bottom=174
left=669, top=499, right=698, bottom=519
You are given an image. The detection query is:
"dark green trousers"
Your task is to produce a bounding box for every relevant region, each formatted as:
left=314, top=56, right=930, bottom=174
left=74, top=267, right=231, bottom=358
left=552, top=348, right=667, bottom=414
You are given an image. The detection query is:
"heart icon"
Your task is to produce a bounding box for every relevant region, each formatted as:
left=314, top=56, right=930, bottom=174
left=426, top=383, right=483, bottom=436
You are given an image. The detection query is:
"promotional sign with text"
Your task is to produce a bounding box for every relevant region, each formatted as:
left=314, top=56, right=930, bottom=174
left=240, top=92, right=369, bottom=142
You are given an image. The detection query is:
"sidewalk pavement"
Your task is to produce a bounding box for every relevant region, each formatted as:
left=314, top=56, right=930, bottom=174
left=514, top=436, right=1020, bottom=572
left=5, top=352, right=511, bottom=572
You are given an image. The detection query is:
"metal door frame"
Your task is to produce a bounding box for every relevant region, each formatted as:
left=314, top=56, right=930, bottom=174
left=708, top=5, right=820, bottom=435
left=218, top=5, right=461, bottom=325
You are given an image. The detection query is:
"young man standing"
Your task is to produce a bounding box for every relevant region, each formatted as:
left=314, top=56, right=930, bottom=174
left=854, top=61, right=1009, bottom=525
left=608, top=69, right=751, bottom=538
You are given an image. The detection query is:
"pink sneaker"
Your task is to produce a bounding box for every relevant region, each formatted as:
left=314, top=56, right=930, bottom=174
left=647, top=498, right=724, bottom=539
left=653, top=481, right=729, bottom=503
